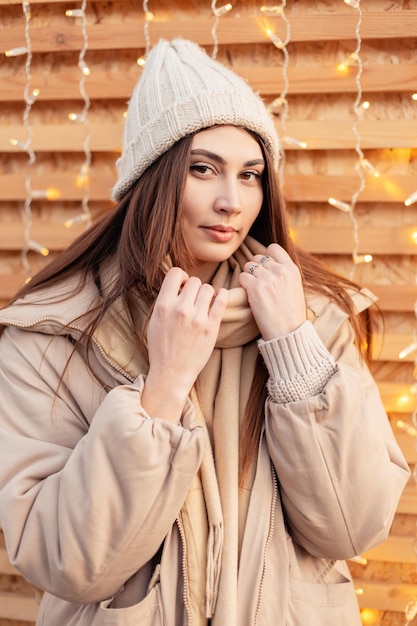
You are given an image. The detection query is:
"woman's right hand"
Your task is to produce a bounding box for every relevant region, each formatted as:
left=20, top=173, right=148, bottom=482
left=141, top=267, right=228, bottom=423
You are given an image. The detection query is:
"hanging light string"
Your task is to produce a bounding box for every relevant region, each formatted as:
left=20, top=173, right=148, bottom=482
left=328, top=0, right=374, bottom=278
left=262, top=3, right=306, bottom=190
left=19, top=1, right=49, bottom=279
left=136, top=2, right=154, bottom=68
left=142, top=0, right=153, bottom=57
left=65, top=0, right=92, bottom=229
left=210, top=0, right=232, bottom=60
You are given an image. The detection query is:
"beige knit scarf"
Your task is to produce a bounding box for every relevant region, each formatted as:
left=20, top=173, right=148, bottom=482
left=187, top=237, right=267, bottom=624
left=95, top=236, right=268, bottom=625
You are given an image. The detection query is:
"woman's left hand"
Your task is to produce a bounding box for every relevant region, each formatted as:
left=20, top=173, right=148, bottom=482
left=239, top=243, right=307, bottom=340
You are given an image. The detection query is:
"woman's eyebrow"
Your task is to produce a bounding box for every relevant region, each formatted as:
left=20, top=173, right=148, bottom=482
left=190, top=149, right=265, bottom=168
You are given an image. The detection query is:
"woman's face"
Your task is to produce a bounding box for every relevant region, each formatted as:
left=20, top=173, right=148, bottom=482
left=181, top=125, right=265, bottom=282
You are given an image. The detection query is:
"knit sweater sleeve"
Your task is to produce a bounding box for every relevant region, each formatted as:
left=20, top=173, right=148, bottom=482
left=257, top=320, right=338, bottom=403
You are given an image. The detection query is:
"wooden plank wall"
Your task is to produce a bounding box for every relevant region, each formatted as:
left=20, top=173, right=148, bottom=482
left=0, top=1, right=416, bottom=624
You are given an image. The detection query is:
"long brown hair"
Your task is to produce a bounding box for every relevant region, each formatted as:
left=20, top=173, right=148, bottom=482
left=2, top=128, right=373, bottom=481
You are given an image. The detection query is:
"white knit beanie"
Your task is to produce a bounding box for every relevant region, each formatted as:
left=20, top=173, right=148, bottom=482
left=111, top=38, right=280, bottom=201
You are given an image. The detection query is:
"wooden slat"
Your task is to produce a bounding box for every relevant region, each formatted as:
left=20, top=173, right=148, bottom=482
left=355, top=581, right=417, bottom=612
left=394, top=432, right=417, bottom=466
left=2, top=64, right=416, bottom=102
left=0, top=219, right=415, bottom=256
left=0, top=591, right=38, bottom=621
left=2, top=12, right=417, bottom=52
left=283, top=174, right=417, bottom=203
left=363, top=535, right=417, bottom=564
left=0, top=0, right=64, bottom=3
left=1, top=173, right=416, bottom=204
left=0, top=548, right=18, bottom=575
left=0, top=220, right=415, bottom=256
left=366, top=285, right=417, bottom=313
left=293, top=225, right=417, bottom=255
left=397, top=484, right=417, bottom=515
left=372, top=333, right=416, bottom=362
left=2, top=119, right=416, bottom=152
left=378, top=383, right=417, bottom=414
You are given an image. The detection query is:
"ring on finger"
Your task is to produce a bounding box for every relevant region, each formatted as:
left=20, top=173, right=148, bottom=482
left=248, top=263, right=261, bottom=275
left=260, top=255, right=274, bottom=266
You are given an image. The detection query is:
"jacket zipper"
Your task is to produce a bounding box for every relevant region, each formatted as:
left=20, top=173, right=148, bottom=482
left=0, top=316, right=135, bottom=382
left=176, top=515, right=192, bottom=626
left=254, top=464, right=278, bottom=626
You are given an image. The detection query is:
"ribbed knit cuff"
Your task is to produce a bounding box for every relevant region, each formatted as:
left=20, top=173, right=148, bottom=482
left=257, top=321, right=338, bottom=404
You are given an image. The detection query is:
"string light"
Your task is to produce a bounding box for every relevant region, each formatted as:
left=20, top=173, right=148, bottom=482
left=328, top=0, right=375, bottom=276
left=211, top=1, right=233, bottom=60
left=399, top=342, right=417, bottom=360
left=13, top=1, right=50, bottom=278
left=263, top=2, right=295, bottom=189
left=328, top=197, right=353, bottom=213
left=404, top=190, right=417, bottom=207
left=260, top=5, right=283, bottom=15
left=136, top=2, right=154, bottom=67
left=65, top=0, right=92, bottom=230
left=5, top=46, right=28, bottom=57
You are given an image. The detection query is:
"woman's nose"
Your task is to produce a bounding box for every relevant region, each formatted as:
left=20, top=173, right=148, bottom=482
left=214, top=180, right=241, bottom=214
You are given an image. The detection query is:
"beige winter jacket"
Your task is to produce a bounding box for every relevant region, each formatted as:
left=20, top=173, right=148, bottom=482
left=0, top=272, right=410, bottom=626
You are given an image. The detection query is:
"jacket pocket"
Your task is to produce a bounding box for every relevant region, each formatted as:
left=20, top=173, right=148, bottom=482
left=92, top=566, right=164, bottom=626
left=287, top=576, right=360, bottom=626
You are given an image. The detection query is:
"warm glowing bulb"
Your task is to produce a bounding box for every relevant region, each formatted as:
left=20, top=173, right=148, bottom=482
left=404, top=190, right=417, bottom=206
left=46, top=188, right=61, bottom=200
left=5, top=46, right=28, bottom=57
left=66, top=9, right=84, bottom=17
left=412, top=231, right=417, bottom=244
left=353, top=253, right=373, bottom=265
left=137, top=56, right=146, bottom=67
left=144, top=11, right=154, bottom=21
left=399, top=342, right=417, bottom=359
left=68, top=112, right=79, bottom=121
left=266, top=29, right=285, bottom=50
left=360, top=608, right=381, bottom=625
left=362, top=100, right=370, bottom=110
left=337, top=62, right=349, bottom=74
left=28, top=240, right=50, bottom=256
left=65, top=213, right=90, bottom=228
left=411, top=93, right=417, bottom=101
left=328, top=197, right=352, bottom=213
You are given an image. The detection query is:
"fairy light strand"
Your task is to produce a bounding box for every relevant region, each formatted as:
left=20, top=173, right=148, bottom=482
left=65, top=0, right=92, bottom=229
left=142, top=1, right=153, bottom=57
left=210, top=1, right=232, bottom=60
left=136, top=2, right=154, bottom=68
left=328, top=0, right=374, bottom=278
left=19, top=1, right=49, bottom=279
left=264, top=1, right=292, bottom=189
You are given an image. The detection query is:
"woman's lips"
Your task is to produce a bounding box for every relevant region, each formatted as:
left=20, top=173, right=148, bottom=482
left=201, top=225, right=237, bottom=243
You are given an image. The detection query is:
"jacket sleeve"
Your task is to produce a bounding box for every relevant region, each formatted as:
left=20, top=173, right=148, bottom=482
left=259, top=314, right=410, bottom=561
left=0, top=326, right=205, bottom=603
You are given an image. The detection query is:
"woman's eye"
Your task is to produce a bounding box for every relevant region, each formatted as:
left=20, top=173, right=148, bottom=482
left=190, top=164, right=213, bottom=175
left=241, top=170, right=261, bottom=182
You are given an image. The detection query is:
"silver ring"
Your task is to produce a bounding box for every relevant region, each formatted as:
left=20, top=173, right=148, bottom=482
left=260, top=255, right=273, bottom=266
left=248, top=263, right=261, bottom=275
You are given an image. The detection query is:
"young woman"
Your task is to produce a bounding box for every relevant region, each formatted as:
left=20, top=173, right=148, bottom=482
left=0, top=38, right=409, bottom=626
